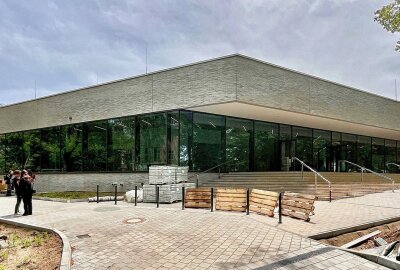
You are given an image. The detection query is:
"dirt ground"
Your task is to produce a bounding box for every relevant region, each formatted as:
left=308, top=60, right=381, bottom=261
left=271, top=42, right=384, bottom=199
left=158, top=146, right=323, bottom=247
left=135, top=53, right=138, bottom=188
left=320, top=220, right=400, bottom=250
left=0, top=223, right=62, bottom=270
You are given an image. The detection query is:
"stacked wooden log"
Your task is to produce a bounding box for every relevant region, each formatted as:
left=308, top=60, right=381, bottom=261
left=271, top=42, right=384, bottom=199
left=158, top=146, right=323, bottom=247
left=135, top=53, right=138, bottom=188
left=249, top=189, right=279, bottom=217
left=281, top=192, right=316, bottom=222
left=184, top=188, right=212, bottom=209
left=215, top=188, right=247, bottom=212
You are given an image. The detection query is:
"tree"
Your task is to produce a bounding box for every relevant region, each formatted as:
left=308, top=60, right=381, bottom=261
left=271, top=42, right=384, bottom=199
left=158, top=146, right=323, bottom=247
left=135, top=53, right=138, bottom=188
left=375, top=0, right=400, bottom=51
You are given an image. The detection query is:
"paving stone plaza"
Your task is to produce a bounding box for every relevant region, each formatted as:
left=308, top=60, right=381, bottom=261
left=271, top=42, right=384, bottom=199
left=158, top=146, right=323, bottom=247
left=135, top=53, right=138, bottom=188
left=2, top=191, right=400, bottom=269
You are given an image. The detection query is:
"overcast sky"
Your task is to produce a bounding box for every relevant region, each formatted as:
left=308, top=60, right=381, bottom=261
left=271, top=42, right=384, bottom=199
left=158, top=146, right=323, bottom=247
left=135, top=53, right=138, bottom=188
left=0, top=0, right=399, bottom=105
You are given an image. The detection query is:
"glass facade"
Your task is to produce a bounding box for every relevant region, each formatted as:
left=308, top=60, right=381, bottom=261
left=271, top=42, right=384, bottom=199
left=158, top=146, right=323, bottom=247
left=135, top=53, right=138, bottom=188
left=0, top=109, right=399, bottom=174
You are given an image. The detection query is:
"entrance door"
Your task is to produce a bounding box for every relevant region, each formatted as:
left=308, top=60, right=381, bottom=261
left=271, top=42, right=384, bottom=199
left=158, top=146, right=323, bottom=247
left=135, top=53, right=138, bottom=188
left=280, top=140, right=295, bottom=171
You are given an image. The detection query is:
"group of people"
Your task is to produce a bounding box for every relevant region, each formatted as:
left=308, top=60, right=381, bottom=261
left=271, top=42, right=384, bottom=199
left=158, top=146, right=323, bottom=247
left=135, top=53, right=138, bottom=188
left=4, top=169, right=35, bottom=216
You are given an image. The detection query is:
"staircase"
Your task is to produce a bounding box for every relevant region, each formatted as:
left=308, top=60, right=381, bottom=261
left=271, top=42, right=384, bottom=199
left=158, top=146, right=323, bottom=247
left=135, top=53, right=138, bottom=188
left=201, top=171, right=400, bottom=201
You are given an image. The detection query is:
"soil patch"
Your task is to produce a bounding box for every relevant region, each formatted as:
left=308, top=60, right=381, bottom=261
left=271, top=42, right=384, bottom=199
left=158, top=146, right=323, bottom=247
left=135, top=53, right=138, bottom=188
left=320, top=220, right=400, bottom=250
left=34, top=191, right=124, bottom=200
left=0, top=223, right=62, bottom=269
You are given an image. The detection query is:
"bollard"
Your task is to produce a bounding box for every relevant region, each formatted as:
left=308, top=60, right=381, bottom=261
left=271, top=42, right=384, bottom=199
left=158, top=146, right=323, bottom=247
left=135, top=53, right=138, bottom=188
left=246, top=188, right=250, bottom=215
left=134, top=186, right=137, bottom=206
left=211, top=188, right=214, bottom=212
left=182, top=186, right=185, bottom=210
left=278, top=192, right=282, bottom=224
left=96, top=185, right=99, bottom=204
left=114, top=184, right=117, bottom=205
left=329, top=189, right=332, bottom=203
left=156, top=186, right=160, bottom=208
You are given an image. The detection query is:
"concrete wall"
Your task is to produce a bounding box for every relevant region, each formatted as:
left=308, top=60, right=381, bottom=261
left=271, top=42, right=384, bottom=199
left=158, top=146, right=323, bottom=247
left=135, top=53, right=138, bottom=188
left=0, top=57, right=237, bottom=134
left=236, top=56, right=400, bottom=132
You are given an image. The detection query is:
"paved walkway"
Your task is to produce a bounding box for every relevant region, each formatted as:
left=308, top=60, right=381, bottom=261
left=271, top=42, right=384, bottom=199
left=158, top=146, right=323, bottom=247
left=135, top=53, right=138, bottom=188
left=0, top=191, right=396, bottom=269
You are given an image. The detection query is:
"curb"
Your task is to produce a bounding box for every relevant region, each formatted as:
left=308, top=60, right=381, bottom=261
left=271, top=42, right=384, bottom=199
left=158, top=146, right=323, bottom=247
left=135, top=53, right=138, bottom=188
left=0, top=218, right=71, bottom=270
left=336, top=247, right=400, bottom=270
left=33, top=197, right=87, bottom=203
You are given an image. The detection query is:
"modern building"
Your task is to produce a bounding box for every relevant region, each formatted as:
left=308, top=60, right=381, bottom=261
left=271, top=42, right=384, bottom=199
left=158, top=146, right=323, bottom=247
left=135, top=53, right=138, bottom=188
left=0, top=54, right=399, bottom=191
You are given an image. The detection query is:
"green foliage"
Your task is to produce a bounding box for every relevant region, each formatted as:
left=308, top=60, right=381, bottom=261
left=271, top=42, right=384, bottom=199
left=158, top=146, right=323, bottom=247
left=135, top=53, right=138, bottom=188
left=375, top=0, right=400, bottom=51
left=10, top=234, right=21, bottom=247
left=33, top=235, right=44, bottom=246
left=22, top=238, right=31, bottom=248
left=0, top=264, right=5, bottom=270
left=0, top=250, right=8, bottom=261
left=34, top=191, right=124, bottom=199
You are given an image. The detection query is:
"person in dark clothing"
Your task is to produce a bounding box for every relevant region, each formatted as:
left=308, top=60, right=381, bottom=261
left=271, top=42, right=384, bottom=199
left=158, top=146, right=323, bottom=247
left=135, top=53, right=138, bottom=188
left=12, top=170, right=23, bottom=215
left=4, top=170, right=13, bottom=196
left=20, top=170, right=33, bottom=216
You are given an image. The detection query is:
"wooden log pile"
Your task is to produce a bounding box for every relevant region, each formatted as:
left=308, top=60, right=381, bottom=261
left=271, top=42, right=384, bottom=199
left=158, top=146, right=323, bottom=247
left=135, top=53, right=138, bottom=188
left=281, top=192, right=317, bottom=222
left=184, top=188, right=212, bottom=209
left=215, top=188, right=247, bottom=212
left=249, top=189, right=279, bottom=217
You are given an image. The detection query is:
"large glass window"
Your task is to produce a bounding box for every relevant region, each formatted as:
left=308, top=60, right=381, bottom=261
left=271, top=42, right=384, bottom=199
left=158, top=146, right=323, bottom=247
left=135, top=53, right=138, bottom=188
left=108, top=117, right=135, bottom=172
left=279, top=125, right=293, bottom=171
left=372, top=137, right=385, bottom=172
left=192, top=113, right=225, bottom=171
left=168, top=111, right=180, bottom=165
left=254, top=121, right=279, bottom=171
left=226, top=118, right=253, bottom=172
left=4, top=132, right=24, bottom=170
left=313, top=129, right=331, bottom=172
left=357, top=136, right=371, bottom=169
left=138, top=113, right=167, bottom=171
left=0, top=135, right=5, bottom=174
left=293, top=127, right=313, bottom=169
left=82, top=121, right=108, bottom=171
left=386, top=140, right=397, bottom=173
left=331, top=132, right=342, bottom=172
left=179, top=111, right=193, bottom=168
left=23, top=130, right=41, bottom=171
left=341, top=134, right=357, bottom=172
left=61, top=124, right=82, bottom=172
left=41, top=127, right=61, bottom=172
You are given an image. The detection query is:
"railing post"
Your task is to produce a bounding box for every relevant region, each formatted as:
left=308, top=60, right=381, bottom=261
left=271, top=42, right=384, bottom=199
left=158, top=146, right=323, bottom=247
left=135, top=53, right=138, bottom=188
left=196, top=175, right=199, bottom=188
left=134, top=185, right=137, bottom=206
left=314, top=174, right=317, bottom=195
left=301, top=163, right=304, bottom=181
left=278, top=192, right=282, bottom=224
left=392, top=181, right=394, bottom=193
left=210, top=188, right=214, bottom=212
left=361, top=168, right=363, bottom=183
left=218, top=167, right=221, bottom=179
left=96, top=185, right=99, bottom=204
left=114, top=184, right=117, bottom=205
left=329, top=185, right=332, bottom=203
left=246, top=188, right=250, bottom=215
left=156, top=185, right=160, bottom=208
left=182, top=186, right=185, bottom=210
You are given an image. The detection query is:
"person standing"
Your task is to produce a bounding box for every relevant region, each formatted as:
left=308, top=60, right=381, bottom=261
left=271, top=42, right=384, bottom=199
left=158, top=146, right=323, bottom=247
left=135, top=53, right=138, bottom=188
left=12, top=170, right=22, bottom=215
left=4, top=170, right=13, bottom=196
left=20, top=170, right=33, bottom=216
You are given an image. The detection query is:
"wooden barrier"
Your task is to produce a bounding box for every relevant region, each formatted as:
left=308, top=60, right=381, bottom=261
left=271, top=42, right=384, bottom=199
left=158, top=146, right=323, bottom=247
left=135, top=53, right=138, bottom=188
left=216, top=188, right=247, bottom=212
left=0, top=180, right=7, bottom=193
left=249, top=189, right=279, bottom=217
left=184, top=188, right=211, bottom=209
left=281, top=192, right=317, bottom=222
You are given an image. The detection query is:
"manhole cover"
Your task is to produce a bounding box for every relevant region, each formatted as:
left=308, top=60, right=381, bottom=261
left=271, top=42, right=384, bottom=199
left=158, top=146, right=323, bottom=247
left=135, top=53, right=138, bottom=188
left=93, top=206, right=120, bottom=212
left=76, top=234, right=91, bottom=239
left=123, top=217, right=145, bottom=224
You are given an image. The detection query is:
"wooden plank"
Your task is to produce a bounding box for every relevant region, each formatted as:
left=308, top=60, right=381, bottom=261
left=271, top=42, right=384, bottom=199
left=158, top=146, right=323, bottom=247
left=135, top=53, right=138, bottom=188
left=249, top=205, right=275, bottom=217
left=217, top=188, right=247, bottom=194
left=281, top=200, right=314, bottom=211
left=217, top=193, right=247, bottom=198
left=217, top=197, right=247, bottom=203
left=185, top=201, right=211, bottom=208
left=186, top=188, right=212, bottom=193
left=250, top=192, right=279, bottom=201
left=284, top=192, right=316, bottom=200
left=282, top=209, right=309, bottom=221
left=281, top=205, right=310, bottom=214
left=282, top=195, right=315, bottom=204
left=252, top=189, right=279, bottom=198
left=250, top=200, right=276, bottom=209
left=185, top=194, right=211, bottom=199
left=341, top=230, right=381, bottom=249
left=250, top=197, right=278, bottom=207
left=216, top=205, right=246, bottom=212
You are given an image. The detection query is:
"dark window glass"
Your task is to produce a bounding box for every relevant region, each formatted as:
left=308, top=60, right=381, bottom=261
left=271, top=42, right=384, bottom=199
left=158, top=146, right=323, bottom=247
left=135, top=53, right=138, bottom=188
left=398, top=141, right=400, bottom=165
left=82, top=121, right=108, bottom=171
left=226, top=118, right=253, bottom=172
left=341, top=134, right=357, bottom=172
left=192, top=113, right=225, bottom=171
left=61, top=124, right=82, bottom=172
left=108, top=117, right=135, bottom=172
left=372, top=137, right=385, bottom=172
left=385, top=140, right=397, bottom=173
left=357, top=136, right=371, bottom=169
left=293, top=127, right=313, bottom=169
left=41, top=127, right=61, bottom=172
left=254, top=122, right=279, bottom=171
left=331, top=132, right=342, bottom=172
left=279, top=125, right=293, bottom=171
left=23, top=130, right=41, bottom=171
left=0, top=135, right=5, bottom=174
left=138, top=113, right=167, bottom=171
left=168, top=111, right=180, bottom=165
left=4, top=132, right=24, bottom=170
left=313, top=129, right=331, bottom=172
left=179, top=111, right=193, bottom=169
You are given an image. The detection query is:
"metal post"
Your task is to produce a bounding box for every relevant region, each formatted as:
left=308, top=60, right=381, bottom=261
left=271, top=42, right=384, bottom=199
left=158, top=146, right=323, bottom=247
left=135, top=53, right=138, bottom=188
left=218, top=167, right=221, bottom=179
left=301, top=164, right=304, bottom=180
left=210, top=188, right=214, bottom=212
left=96, top=185, right=99, bottom=204
left=314, top=174, right=317, bottom=195
left=329, top=186, right=332, bottom=203
left=246, top=188, right=250, bottom=215
left=156, top=186, right=160, bottom=208
left=278, top=192, right=282, bottom=224
left=114, top=184, right=117, bottom=205
left=361, top=168, right=363, bottom=183
left=392, top=181, right=394, bottom=193
left=182, top=186, right=185, bottom=210
left=196, top=175, right=199, bottom=188
left=134, top=186, right=137, bottom=206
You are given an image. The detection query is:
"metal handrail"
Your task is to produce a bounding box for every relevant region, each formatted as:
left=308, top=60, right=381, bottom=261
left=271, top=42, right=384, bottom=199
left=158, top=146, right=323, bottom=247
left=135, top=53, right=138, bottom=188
left=291, top=157, right=332, bottom=202
left=339, top=160, right=395, bottom=192
left=188, top=160, right=236, bottom=187
left=387, top=163, right=400, bottom=169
